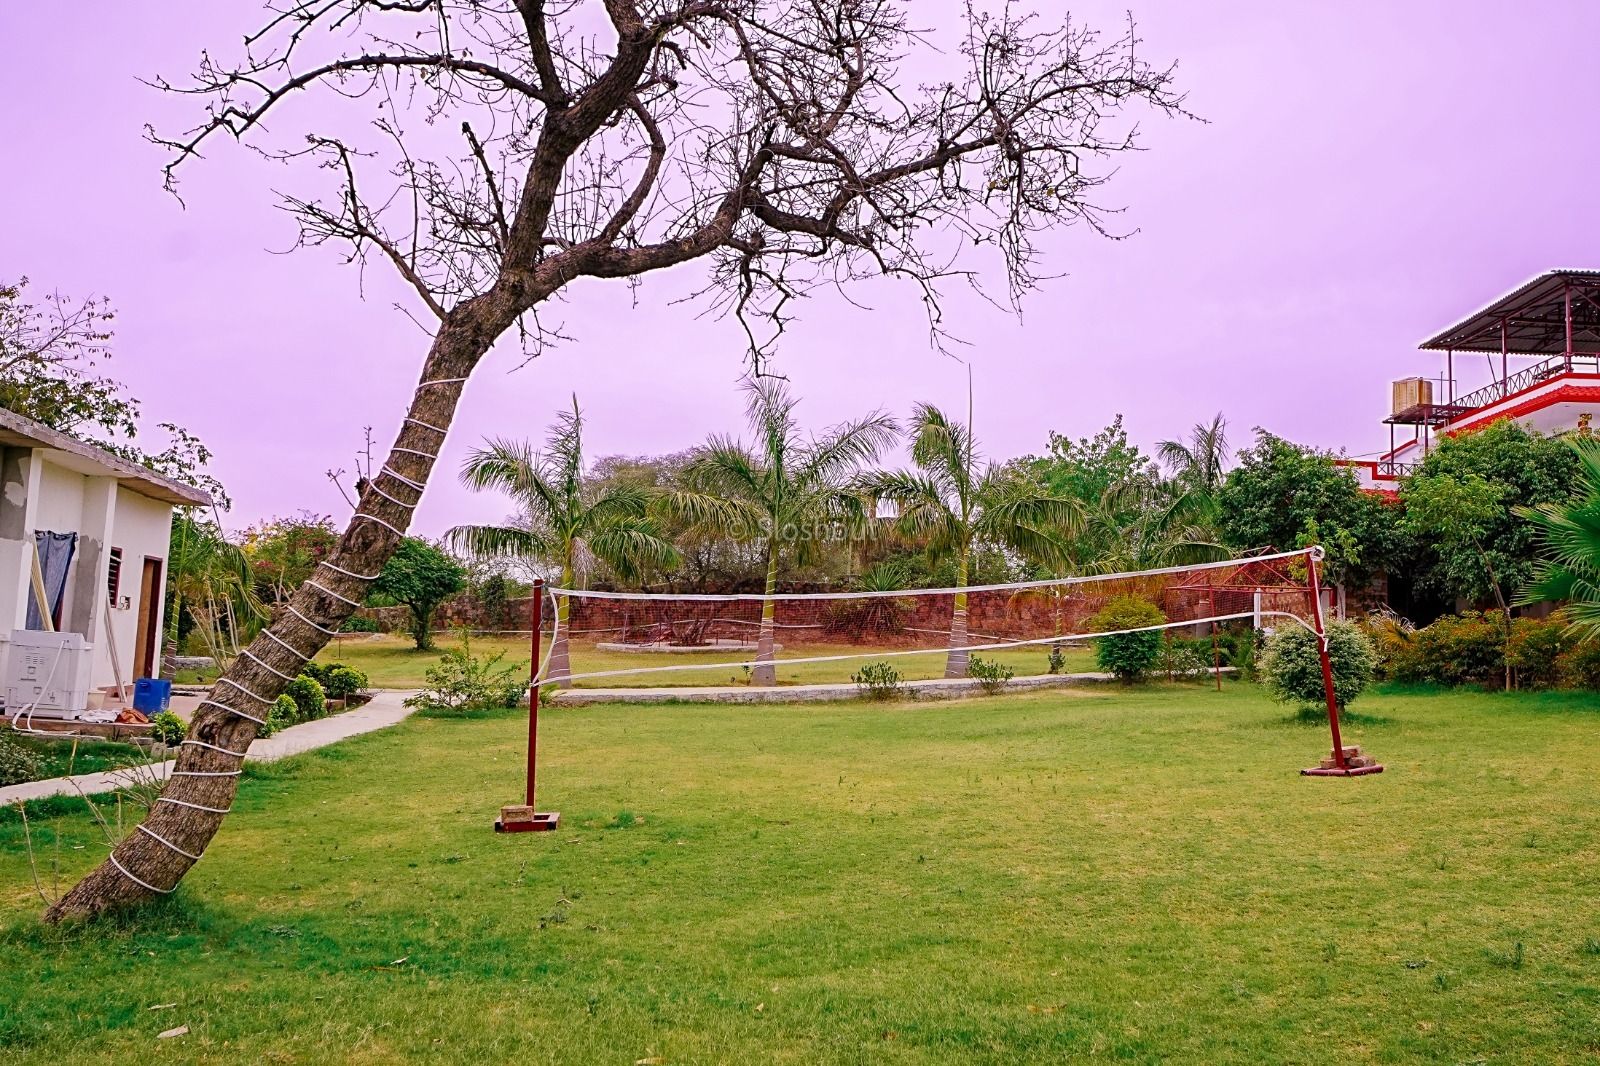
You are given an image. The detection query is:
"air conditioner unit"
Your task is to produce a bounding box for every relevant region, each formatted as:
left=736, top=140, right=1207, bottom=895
left=4, top=630, right=93, bottom=719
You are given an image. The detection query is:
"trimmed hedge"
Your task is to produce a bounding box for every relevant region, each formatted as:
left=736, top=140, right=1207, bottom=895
left=1363, top=610, right=1600, bottom=691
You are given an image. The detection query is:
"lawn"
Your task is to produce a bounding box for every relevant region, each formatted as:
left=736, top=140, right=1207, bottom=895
left=317, top=632, right=1103, bottom=689
left=3, top=683, right=1599, bottom=1063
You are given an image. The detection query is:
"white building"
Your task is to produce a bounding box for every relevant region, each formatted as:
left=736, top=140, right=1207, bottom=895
left=0, top=407, right=209, bottom=711
left=1348, top=269, right=1600, bottom=492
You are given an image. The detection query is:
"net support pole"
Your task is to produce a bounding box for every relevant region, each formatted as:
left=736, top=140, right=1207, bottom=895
left=1300, top=548, right=1383, bottom=778
left=495, top=578, right=559, bottom=832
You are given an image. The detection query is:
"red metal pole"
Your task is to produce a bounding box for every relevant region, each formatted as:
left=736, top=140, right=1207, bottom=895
left=1306, top=550, right=1346, bottom=770
left=526, top=577, right=543, bottom=809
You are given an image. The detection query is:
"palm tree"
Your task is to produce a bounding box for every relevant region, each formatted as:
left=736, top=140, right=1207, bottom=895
left=166, top=512, right=263, bottom=670
left=662, top=376, right=899, bottom=684
left=448, top=396, right=680, bottom=683
left=1517, top=438, right=1600, bottom=639
left=1158, top=413, right=1231, bottom=495
left=863, top=403, right=1082, bottom=677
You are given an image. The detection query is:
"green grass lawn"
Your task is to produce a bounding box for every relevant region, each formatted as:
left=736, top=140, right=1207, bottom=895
left=4, top=683, right=1599, bottom=1063
left=6, top=735, right=155, bottom=782
left=318, top=632, right=1102, bottom=689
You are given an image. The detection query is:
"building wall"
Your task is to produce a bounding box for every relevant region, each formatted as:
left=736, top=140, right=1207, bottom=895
left=96, top=486, right=174, bottom=688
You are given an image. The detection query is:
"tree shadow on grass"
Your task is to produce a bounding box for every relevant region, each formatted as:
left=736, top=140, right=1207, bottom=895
left=1283, top=706, right=1393, bottom=728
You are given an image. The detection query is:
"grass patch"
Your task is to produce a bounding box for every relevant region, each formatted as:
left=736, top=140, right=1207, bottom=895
left=1, top=685, right=1598, bottom=1062
left=5, top=735, right=157, bottom=782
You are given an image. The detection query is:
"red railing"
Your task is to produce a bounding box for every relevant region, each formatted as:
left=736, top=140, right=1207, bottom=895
left=1448, top=353, right=1600, bottom=415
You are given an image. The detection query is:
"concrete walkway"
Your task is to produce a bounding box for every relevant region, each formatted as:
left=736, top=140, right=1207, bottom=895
left=0, top=690, right=418, bottom=806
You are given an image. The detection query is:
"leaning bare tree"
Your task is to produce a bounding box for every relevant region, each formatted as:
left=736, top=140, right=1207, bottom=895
left=45, top=0, right=1182, bottom=921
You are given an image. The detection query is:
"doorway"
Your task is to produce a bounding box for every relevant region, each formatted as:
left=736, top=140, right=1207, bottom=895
left=133, top=557, right=163, bottom=680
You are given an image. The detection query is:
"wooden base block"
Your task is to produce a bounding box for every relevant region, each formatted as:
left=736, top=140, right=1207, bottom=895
left=494, top=811, right=560, bottom=833
left=1301, top=764, right=1384, bottom=777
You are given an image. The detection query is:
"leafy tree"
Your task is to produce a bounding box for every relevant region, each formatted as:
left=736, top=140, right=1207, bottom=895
left=1015, top=415, right=1224, bottom=575
left=448, top=396, right=680, bottom=680
left=1218, top=432, right=1403, bottom=586
left=0, top=279, right=229, bottom=507
left=0, top=277, right=134, bottom=440
left=663, top=377, right=897, bottom=684
left=52, top=0, right=1185, bottom=920
left=864, top=404, right=1080, bottom=677
left=1517, top=438, right=1600, bottom=641
left=1402, top=420, right=1581, bottom=606
left=371, top=538, right=467, bottom=651
left=242, top=512, right=341, bottom=604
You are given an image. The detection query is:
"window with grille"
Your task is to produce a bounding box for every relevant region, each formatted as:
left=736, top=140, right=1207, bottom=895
left=107, top=547, right=123, bottom=606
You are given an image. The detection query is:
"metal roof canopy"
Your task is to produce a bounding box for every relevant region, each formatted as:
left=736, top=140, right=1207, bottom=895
left=1419, top=269, right=1600, bottom=354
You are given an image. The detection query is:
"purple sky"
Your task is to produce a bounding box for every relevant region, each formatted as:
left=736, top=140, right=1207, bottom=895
left=3, top=2, right=1598, bottom=535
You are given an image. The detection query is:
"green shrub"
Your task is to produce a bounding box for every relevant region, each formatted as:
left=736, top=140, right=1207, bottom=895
left=1047, top=644, right=1067, bottom=675
left=968, top=655, right=1015, bottom=695
left=284, top=676, right=328, bottom=722
left=259, top=695, right=297, bottom=738
left=851, top=660, right=903, bottom=701
left=322, top=666, right=369, bottom=701
left=1507, top=617, right=1568, bottom=690
left=148, top=711, right=186, bottom=746
left=406, top=633, right=527, bottom=714
left=340, top=615, right=381, bottom=633
left=1258, top=620, right=1376, bottom=710
left=1559, top=639, right=1600, bottom=690
left=1156, top=637, right=1211, bottom=679
left=0, top=733, right=40, bottom=786
left=1090, top=597, right=1166, bottom=682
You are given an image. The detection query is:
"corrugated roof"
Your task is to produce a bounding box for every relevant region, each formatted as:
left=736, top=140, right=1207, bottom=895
left=0, top=407, right=212, bottom=508
left=1418, top=269, right=1600, bottom=353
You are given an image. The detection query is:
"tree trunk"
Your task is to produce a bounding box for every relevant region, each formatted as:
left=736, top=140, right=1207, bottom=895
left=945, top=546, right=970, bottom=679
left=44, top=292, right=519, bottom=924
left=546, top=561, right=574, bottom=688
left=752, top=543, right=778, bottom=686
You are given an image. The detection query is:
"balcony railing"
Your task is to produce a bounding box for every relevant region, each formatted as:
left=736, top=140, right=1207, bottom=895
left=1448, top=353, right=1600, bottom=415
left=1373, top=459, right=1417, bottom=479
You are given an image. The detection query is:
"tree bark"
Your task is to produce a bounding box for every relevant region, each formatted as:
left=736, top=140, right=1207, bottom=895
left=944, top=546, right=970, bottom=679
left=752, top=543, right=778, bottom=686
left=44, top=291, right=520, bottom=923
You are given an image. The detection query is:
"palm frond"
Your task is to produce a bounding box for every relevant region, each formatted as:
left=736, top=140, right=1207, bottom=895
left=587, top=518, right=682, bottom=584
left=446, top=523, right=549, bottom=561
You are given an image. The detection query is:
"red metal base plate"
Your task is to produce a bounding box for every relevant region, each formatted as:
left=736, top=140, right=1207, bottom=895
left=494, top=812, right=561, bottom=832
left=1300, top=764, right=1384, bottom=777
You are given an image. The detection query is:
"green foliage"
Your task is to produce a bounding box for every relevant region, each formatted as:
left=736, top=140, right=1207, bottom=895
left=967, top=655, right=1015, bottom=694
left=242, top=512, right=341, bottom=603
left=340, top=615, right=381, bottom=633
left=372, top=537, right=468, bottom=651
left=1517, top=438, right=1600, bottom=640
left=1219, top=432, right=1404, bottom=585
left=851, top=660, right=903, bottom=701
left=405, top=632, right=527, bottom=713
left=0, top=732, right=41, bottom=786
left=1047, top=644, right=1067, bottom=674
left=475, top=572, right=511, bottom=629
left=284, top=676, right=328, bottom=722
left=826, top=563, right=914, bottom=640
left=1156, top=637, right=1212, bottom=678
left=1367, top=610, right=1594, bottom=691
left=1089, top=596, right=1166, bottom=682
left=259, top=695, right=297, bottom=737
left=1258, top=621, right=1376, bottom=709
left=449, top=397, right=682, bottom=590
left=1404, top=421, right=1581, bottom=606
left=1558, top=639, right=1600, bottom=690
left=323, top=666, right=368, bottom=701
left=148, top=711, right=186, bottom=746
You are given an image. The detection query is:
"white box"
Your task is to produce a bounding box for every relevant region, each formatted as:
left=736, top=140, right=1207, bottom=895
left=4, top=630, right=93, bottom=718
